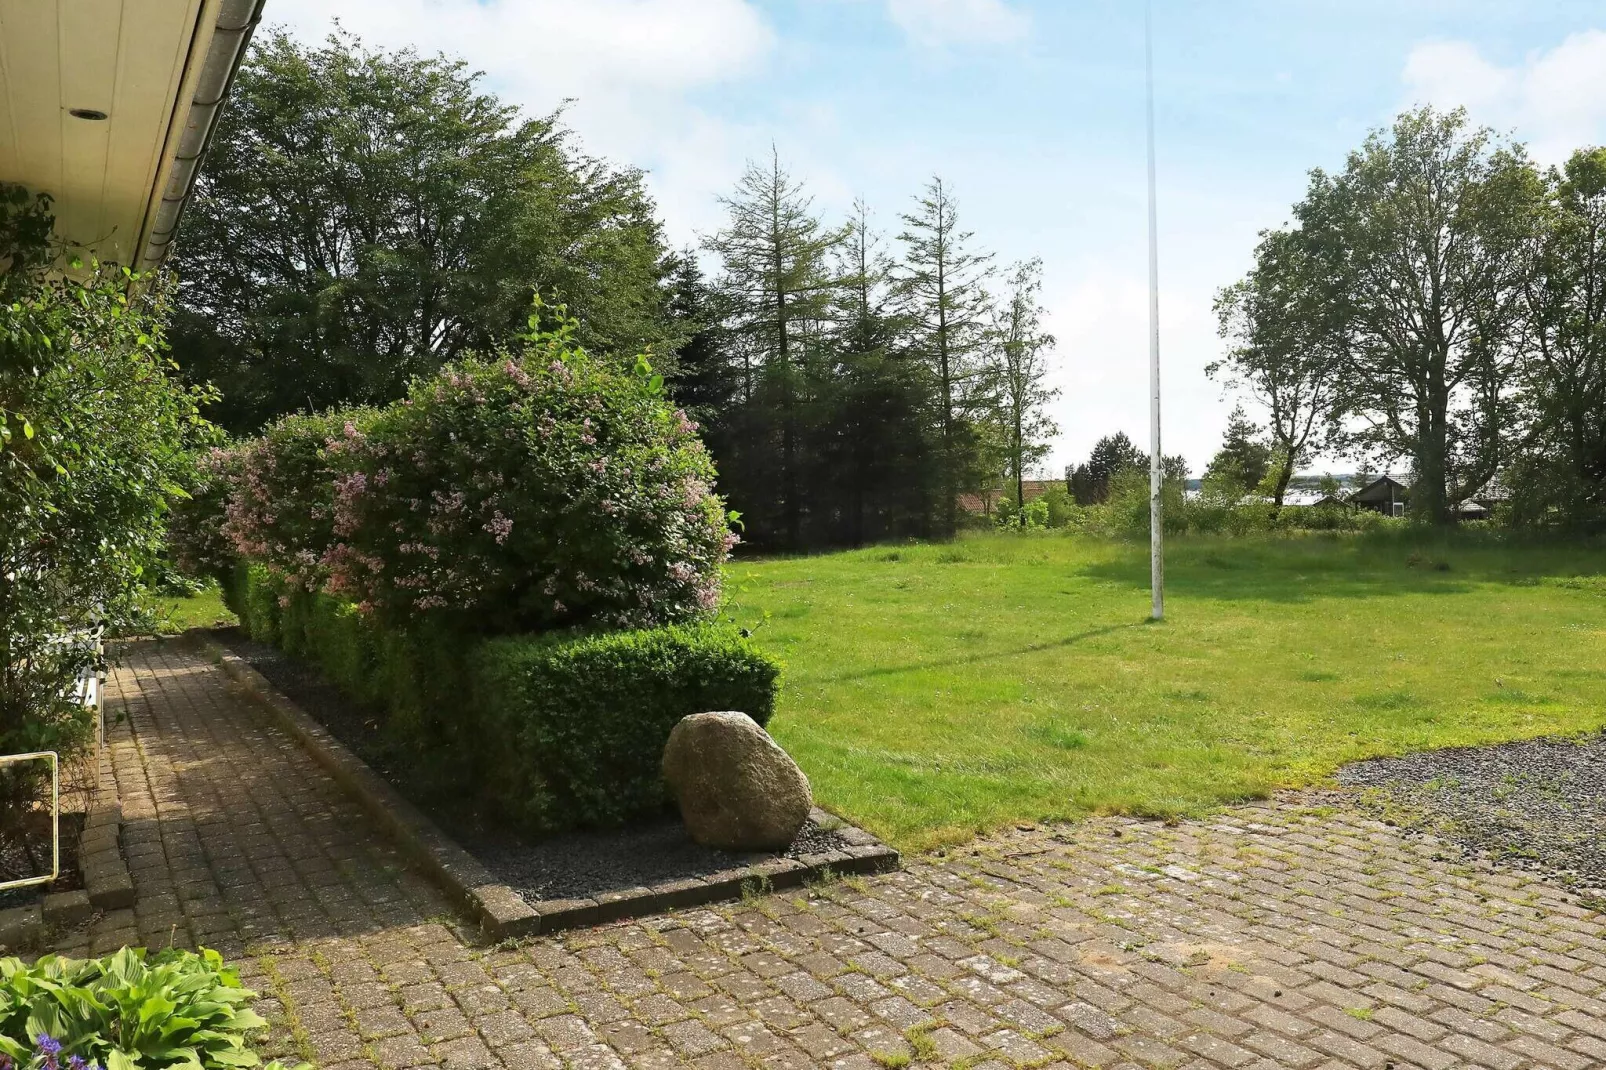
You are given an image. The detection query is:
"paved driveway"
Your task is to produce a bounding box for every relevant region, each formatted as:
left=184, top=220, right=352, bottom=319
left=46, top=642, right=1606, bottom=1069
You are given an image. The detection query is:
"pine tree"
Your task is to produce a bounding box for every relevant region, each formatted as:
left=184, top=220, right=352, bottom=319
left=1068, top=432, right=1147, bottom=504
left=897, top=177, right=995, bottom=537
left=703, top=149, right=843, bottom=548
left=1203, top=404, right=1273, bottom=497
left=822, top=200, right=936, bottom=544
left=663, top=251, right=735, bottom=427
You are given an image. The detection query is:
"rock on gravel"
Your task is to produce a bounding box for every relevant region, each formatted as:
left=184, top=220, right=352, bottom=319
left=663, top=711, right=812, bottom=851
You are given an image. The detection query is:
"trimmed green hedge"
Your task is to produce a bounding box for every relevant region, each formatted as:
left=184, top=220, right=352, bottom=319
left=223, top=561, right=779, bottom=834
left=473, top=627, right=778, bottom=832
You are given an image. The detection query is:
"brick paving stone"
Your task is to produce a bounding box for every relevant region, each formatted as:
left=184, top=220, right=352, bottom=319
left=36, top=641, right=1606, bottom=1070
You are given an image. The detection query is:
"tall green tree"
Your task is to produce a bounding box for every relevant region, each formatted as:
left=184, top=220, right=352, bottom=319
left=1067, top=432, right=1147, bottom=505
left=1201, top=405, right=1273, bottom=498
left=663, top=251, right=736, bottom=428
left=897, top=177, right=995, bottom=536
left=169, top=30, right=675, bottom=432
left=1297, top=107, right=1541, bottom=523
left=1211, top=226, right=1344, bottom=508
left=702, top=149, right=843, bottom=548
left=1510, top=147, right=1606, bottom=527
left=991, top=258, right=1058, bottom=523
left=819, top=200, right=936, bottom=544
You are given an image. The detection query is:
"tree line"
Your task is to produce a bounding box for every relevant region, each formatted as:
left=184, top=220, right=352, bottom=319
left=1212, top=106, right=1606, bottom=527
left=172, top=32, right=1061, bottom=552
left=682, top=154, right=1058, bottom=549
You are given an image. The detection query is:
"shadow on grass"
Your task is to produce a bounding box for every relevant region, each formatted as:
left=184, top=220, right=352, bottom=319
left=819, top=621, right=1146, bottom=683
left=1080, top=531, right=1606, bottom=604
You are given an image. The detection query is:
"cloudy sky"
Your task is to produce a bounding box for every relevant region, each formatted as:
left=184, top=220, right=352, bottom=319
left=263, top=0, right=1606, bottom=475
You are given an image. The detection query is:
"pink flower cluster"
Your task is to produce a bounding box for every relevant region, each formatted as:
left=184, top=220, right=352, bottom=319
left=218, top=348, right=736, bottom=635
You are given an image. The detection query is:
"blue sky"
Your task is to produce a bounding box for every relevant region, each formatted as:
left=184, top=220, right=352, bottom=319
left=269, top=0, right=1606, bottom=474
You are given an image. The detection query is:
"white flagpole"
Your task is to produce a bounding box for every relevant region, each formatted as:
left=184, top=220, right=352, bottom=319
left=1145, top=0, right=1164, bottom=622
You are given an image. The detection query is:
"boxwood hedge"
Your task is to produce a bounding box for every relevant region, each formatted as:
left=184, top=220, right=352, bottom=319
left=224, top=562, right=779, bottom=834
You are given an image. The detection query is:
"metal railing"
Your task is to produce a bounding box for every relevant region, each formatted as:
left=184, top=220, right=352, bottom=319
left=0, top=751, right=60, bottom=892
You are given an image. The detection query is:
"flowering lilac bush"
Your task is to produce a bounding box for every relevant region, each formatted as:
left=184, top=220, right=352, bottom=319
left=166, top=444, right=242, bottom=579
left=320, top=325, right=734, bottom=634
left=220, top=409, right=374, bottom=593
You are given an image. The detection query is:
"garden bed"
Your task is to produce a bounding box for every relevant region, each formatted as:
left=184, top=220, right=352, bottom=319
left=0, top=811, right=85, bottom=910
left=215, top=628, right=894, bottom=914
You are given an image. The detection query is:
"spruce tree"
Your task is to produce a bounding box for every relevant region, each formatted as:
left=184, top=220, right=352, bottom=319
left=703, top=149, right=843, bottom=548
left=897, top=177, right=995, bottom=537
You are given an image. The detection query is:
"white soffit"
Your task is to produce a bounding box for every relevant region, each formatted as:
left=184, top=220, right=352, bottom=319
left=0, top=0, right=260, bottom=271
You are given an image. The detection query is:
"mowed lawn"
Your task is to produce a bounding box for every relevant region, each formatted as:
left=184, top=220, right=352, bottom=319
left=725, top=532, right=1606, bottom=852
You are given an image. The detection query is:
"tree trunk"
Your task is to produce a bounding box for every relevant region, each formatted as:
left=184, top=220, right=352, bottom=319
left=1271, top=455, right=1295, bottom=514
left=1414, top=395, right=1452, bottom=524
left=1014, top=420, right=1026, bottom=528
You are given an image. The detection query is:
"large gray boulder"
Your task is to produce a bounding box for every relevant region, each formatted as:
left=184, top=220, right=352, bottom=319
left=663, top=712, right=812, bottom=851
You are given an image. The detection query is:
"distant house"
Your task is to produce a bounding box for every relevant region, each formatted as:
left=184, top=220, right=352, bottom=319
left=1281, top=489, right=1347, bottom=509
left=958, top=479, right=1059, bottom=517
left=1352, top=475, right=1409, bottom=517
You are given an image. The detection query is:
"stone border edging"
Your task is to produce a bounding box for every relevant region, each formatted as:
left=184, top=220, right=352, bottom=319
left=81, top=785, right=133, bottom=913
left=189, top=632, right=899, bottom=940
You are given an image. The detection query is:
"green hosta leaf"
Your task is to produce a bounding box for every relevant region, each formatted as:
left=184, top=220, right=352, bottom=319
left=138, top=992, right=177, bottom=1027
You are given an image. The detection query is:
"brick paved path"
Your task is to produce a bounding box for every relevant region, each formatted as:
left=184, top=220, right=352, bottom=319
left=48, top=641, right=1606, bottom=1069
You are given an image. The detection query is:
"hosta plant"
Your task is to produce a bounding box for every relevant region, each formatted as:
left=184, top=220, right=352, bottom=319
left=0, top=947, right=304, bottom=1070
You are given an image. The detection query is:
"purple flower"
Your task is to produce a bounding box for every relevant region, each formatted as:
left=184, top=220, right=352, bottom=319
left=36, top=1036, right=61, bottom=1056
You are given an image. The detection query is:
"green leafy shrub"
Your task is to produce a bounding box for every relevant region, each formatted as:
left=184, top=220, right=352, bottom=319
left=0, top=946, right=302, bottom=1070
left=320, top=314, right=734, bottom=635
left=471, top=625, right=780, bottom=832
left=226, top=564, right=779, bottom=833
left=2, top=186, right=217, bottom=845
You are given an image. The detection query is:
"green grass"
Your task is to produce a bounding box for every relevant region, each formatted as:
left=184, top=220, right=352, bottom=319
left=724, top=531, right=1606, bottom=852
left=146, top=583, right=238, bottom=635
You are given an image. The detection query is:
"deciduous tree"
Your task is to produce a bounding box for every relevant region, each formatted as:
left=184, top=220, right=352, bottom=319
left=1297, top=107, right=1540, bottom=523
left=1211, top=226, right=1343, bottom=508
left=1509, top=147, right=1606, bottom=527
left=991, top=259, right=1058, bottom=523
left=170, top=30, right=675, bottom=432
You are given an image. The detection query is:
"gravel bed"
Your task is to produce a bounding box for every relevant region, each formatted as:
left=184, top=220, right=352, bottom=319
left=0, top=812, right=85, bottom=910
left=1339, top=732, right=1606, bottom=897
left=215, top=629, right=853, bottom=903
left=458, top=817, right=851, bottom=903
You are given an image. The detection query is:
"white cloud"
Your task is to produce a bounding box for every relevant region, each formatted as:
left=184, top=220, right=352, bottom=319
left=264, top=0, right=777, bottom=242
left=268, top=0, right=774, bottom=95
left=883, top=0, right=1030, bottom=49
left=1402, top=30, right=1606, bottom=162
left=1039, top=269, right=1233, bottom=478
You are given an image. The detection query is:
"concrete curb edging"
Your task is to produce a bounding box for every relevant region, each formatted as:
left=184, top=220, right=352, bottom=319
left=81, top=786, right=133, bottom=912
left=191, top=633, right=899, bottom=941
